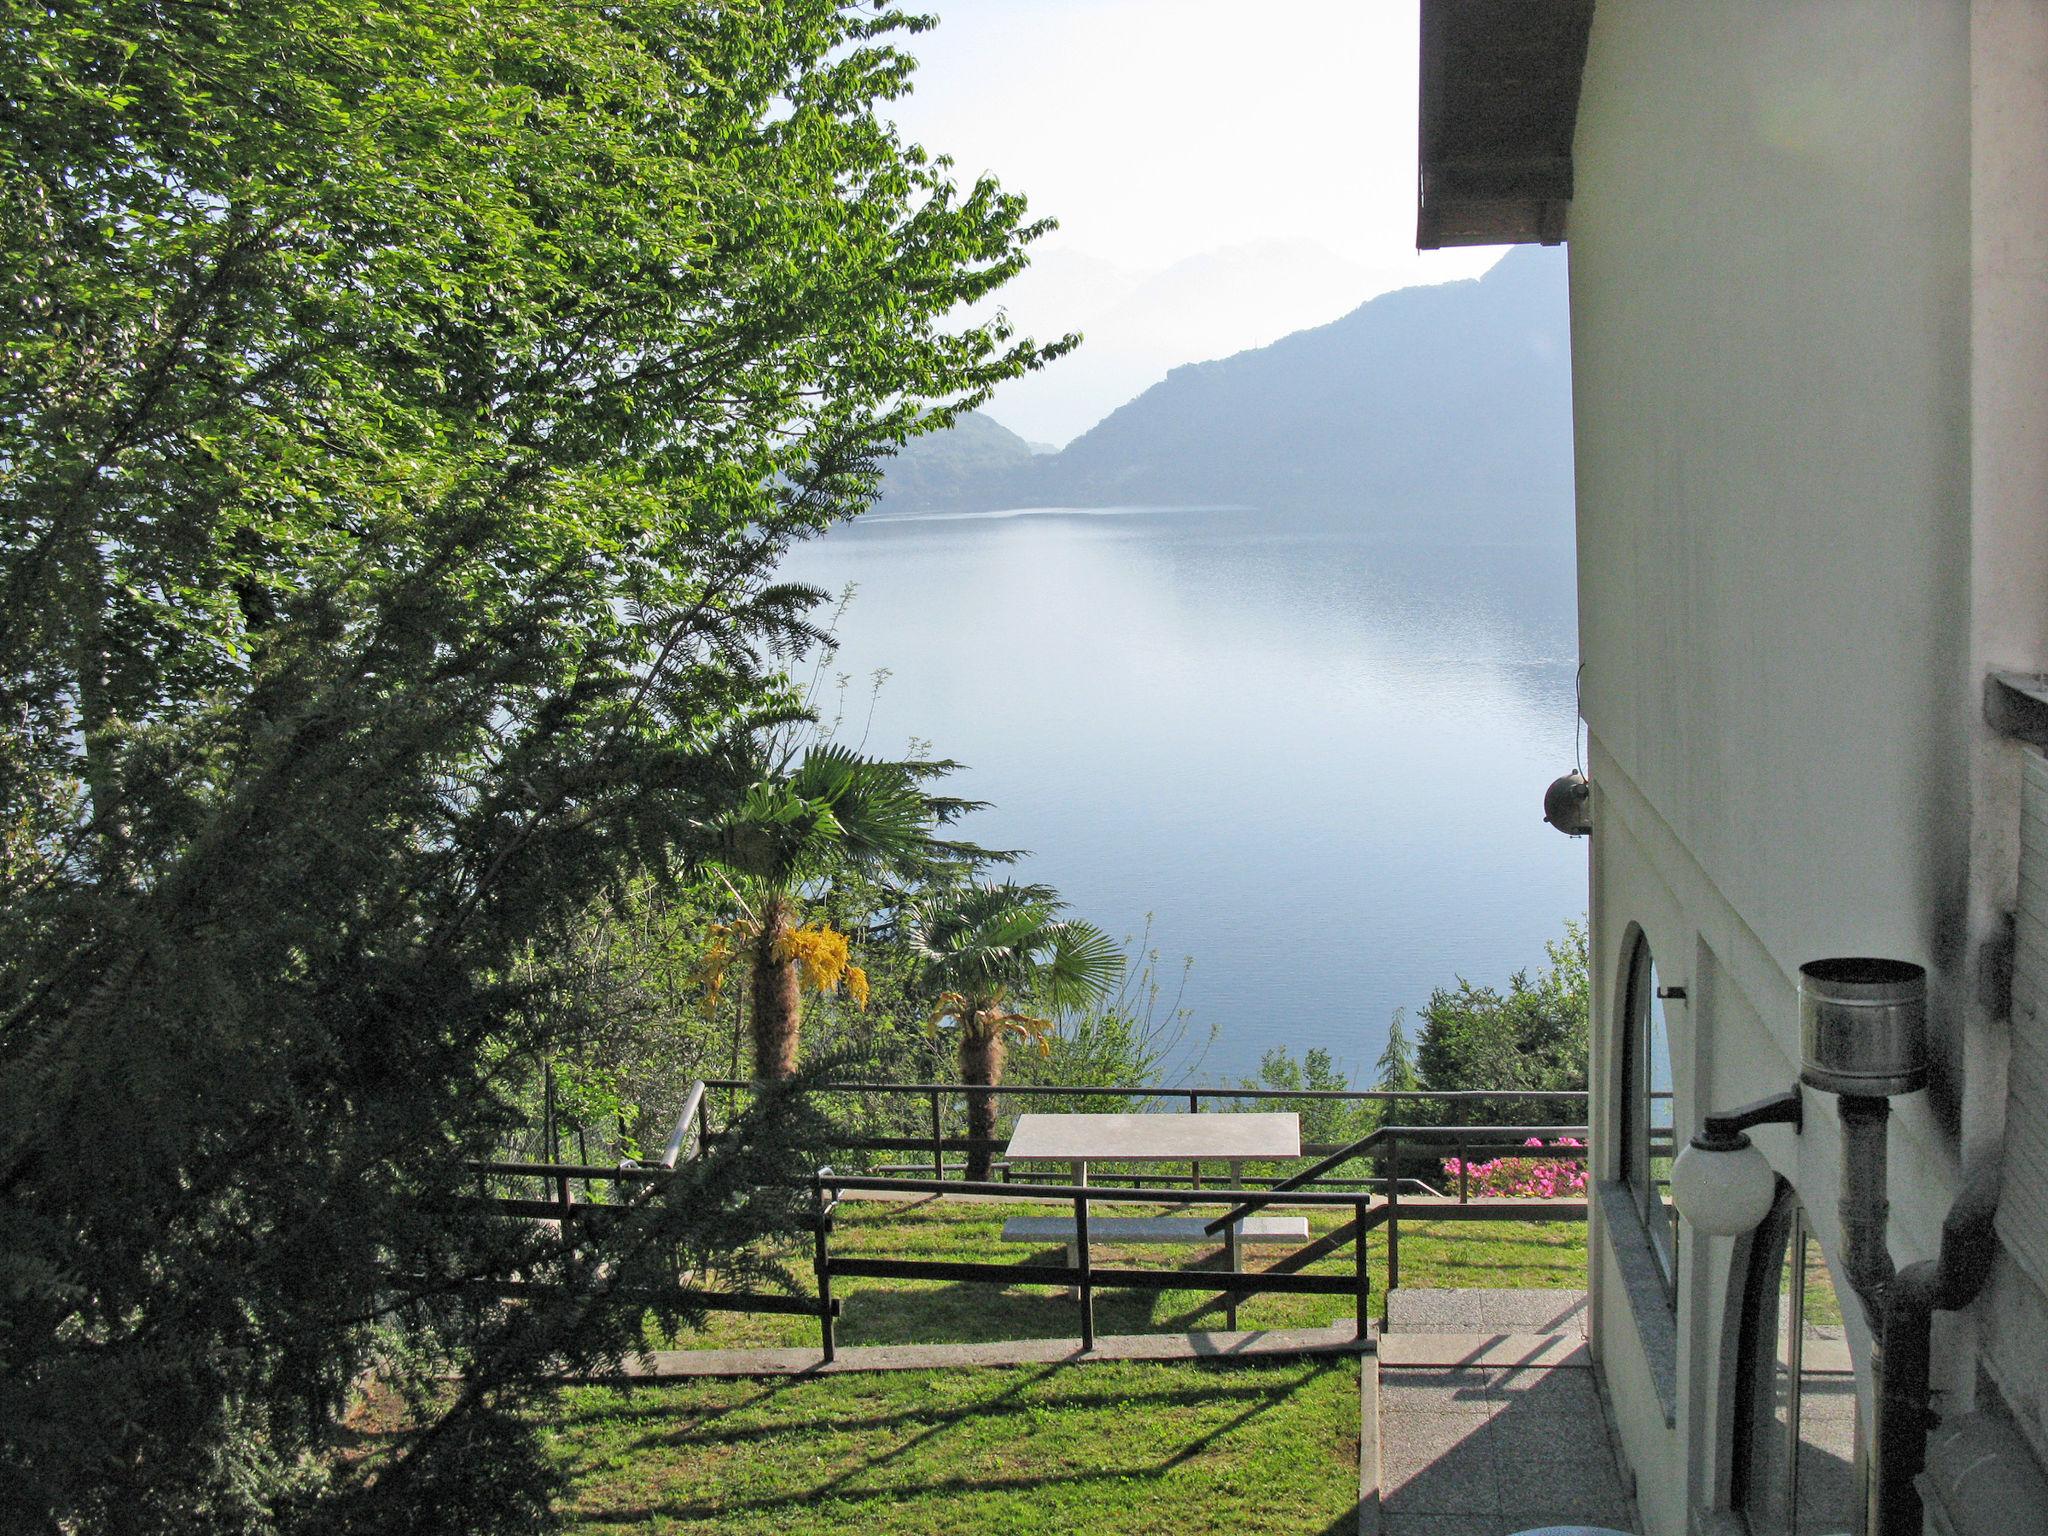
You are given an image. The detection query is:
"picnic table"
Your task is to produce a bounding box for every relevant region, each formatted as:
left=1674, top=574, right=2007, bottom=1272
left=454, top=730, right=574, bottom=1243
left=1002, top=1109, right=1301, bottom=1188
left=999, top=1111, right=1306, bottom=1320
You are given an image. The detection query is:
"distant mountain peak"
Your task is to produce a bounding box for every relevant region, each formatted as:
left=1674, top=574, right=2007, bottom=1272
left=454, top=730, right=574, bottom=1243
left=876, top=250, right=1573, bottom=545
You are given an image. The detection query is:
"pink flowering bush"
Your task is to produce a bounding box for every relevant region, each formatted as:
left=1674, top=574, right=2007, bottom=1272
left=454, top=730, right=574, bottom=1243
left=1442, top=1136, right=1587, bottom=1198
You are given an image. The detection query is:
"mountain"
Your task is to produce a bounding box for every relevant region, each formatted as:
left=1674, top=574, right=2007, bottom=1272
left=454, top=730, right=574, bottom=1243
left=874, top=245, right=1574, bottom=545
left=975, top=241, right=1393, bottom=446
left=873, top=410, right=1037, bottom=513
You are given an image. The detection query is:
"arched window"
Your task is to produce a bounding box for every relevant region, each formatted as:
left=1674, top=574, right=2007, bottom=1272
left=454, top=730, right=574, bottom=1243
left=1623, top=931, right=1677, bottom=1290
left=1731, top=1195, right=1861, bottom=1535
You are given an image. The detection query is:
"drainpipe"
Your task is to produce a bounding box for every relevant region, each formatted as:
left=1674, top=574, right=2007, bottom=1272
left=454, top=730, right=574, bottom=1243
left=1875, top=1158, right=2002, bottom=1536
left=1835, top=1095, right=1897, bottom=1316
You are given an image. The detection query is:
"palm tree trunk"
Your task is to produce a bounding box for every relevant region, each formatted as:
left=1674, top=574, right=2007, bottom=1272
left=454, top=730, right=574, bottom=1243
left=959, top=1022, right=1007, bottom=1181
left=749, top=898, right=802, bottom=1080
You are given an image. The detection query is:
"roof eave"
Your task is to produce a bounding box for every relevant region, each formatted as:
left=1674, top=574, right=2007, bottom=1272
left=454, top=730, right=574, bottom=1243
left=1415, top=0, right=1595, bottom=251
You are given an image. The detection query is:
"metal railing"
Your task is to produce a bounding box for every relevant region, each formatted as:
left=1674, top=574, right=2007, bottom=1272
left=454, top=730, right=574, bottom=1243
left=810, top=1169, right=1381, bottom=1360
left=700, top=1076, right=1588, bottom=1187
left=469, top=1079, right=1592, bottom=1357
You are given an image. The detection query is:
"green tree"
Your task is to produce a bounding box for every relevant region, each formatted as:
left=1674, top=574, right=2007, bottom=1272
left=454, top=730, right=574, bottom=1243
left=1376, top=1008, right=1421, bottom=1093
left=903, top=882, right=1124, bottom=1178
left=1006, top=936, right=1213, bottom=1112
left=1414, top=921, right=1590, bottom=1126
left=0, top=2, right=1064, bottom=1529
left=701, top=741, right=999, bottom=1079
left=1240, top=1046, right=1372, bottom=1151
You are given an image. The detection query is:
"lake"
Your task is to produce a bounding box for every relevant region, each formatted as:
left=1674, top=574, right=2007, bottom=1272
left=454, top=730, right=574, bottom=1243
left=778, top=504, right=1586, bottom=1087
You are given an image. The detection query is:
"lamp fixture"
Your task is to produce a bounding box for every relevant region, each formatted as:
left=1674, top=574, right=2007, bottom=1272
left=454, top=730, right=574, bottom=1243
left=1543, top=770, right=1592, bottom=836
left=1669, top=1087, right=1803, bottom=1235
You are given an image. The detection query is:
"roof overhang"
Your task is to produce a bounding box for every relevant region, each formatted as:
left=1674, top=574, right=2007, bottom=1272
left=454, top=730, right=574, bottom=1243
left=1417, top=0, right=1596, bottom=250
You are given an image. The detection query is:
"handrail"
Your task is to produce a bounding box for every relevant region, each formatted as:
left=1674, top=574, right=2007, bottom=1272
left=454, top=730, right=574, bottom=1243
left=704, top=1076, right=1588, bottom=1104
left=1203, top=1123, right=1387, bottom=1234
left=1203, top=1122, right=1589, bottom=1235
left=643, top=1080, right=706, bottom=1170
left=820, top=1171, right=1380, bottom=1208
left=471, top=1159, right=669, bottom=1181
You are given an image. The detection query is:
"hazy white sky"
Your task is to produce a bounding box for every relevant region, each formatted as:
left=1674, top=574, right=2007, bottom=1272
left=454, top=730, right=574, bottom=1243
left=885, top=0, right=1489, bottom=275
left=878, top=0, right=1505, bottom=441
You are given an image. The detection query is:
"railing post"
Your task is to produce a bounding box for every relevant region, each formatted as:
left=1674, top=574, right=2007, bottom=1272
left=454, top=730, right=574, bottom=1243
left=1385, top=1131, right=1400, bottom=1313
left=814, top=1168, right=836, bottom=1364
left=1224, top=1157, right=1242, bottom=1331
left=1074, top=1187, right=1095, bottom=1351
left=928, top=1089, right=945, bottom=1182
left=1353, top=1198, right=1372, bottom=1343
left=1189, top=1091, right=1202, bottom=1190
left=554, top=1162, right=574, bottom=1257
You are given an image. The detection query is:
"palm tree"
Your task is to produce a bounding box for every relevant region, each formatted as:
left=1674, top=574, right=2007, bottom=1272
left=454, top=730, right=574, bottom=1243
left=704, top=742, right=997, bottom=1079
left=903, top=881, right=1125, bottom=1178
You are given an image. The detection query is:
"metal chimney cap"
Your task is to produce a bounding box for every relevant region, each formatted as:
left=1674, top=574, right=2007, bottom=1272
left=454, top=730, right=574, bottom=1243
left=1799, top=957, right=1927, bottom=1097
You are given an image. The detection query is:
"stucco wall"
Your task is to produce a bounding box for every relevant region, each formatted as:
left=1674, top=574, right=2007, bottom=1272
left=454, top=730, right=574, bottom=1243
left=1571, top=0, right=1973, bottom=1078
left=1564, top=4, right=1986, bottom=1534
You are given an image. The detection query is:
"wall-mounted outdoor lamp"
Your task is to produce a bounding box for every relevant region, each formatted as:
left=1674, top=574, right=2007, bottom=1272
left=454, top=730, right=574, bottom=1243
left=1669, top=1085, right=1803, bottom=1234
left=1542, top=770, right=1592, bottom=836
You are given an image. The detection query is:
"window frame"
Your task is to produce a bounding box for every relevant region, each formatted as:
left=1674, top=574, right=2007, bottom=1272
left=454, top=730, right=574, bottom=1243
left=1621, top=929, right=1679, bottom=1295
left=1730, top=1192, right=1865, bottom=1536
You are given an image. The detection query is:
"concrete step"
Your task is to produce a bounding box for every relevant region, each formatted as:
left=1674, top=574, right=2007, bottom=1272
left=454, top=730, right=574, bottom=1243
left=1382, top=1286, right=1587, bottom=1337
left=590, top=1320, right=1372, bottom=1379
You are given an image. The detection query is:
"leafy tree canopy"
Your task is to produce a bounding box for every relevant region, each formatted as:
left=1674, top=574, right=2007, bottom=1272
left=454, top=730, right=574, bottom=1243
left=1413, top=920, right=1589, bottom=1123
left=0, top=1, right=1064, bottom=1529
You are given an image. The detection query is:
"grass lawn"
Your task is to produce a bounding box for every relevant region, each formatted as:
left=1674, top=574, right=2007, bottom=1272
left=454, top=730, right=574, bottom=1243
left=654, top=1196, right=1586, bottom=1351
left=545, top=1356, right=1361, bottom=1535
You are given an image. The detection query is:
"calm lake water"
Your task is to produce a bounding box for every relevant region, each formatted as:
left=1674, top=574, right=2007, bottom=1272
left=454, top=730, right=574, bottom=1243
left=779, top=505, right=1587, bottom=1087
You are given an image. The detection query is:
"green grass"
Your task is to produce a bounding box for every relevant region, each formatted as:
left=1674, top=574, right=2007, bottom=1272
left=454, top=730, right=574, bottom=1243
left=544, top=1356, right=1361, bottom=1535
left=655, top=1196, right=1586, bottom=1351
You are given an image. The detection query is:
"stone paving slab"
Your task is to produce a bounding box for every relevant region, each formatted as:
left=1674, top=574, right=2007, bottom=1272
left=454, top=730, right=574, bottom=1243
left=579, top=1319, right=1372, bottom=1379
left=1383, top=1288, right=1587, bottom=1337
left=1377, top=1333, right=1590, bottom=1369
left=1377, top=1359, right=1639, bottom=1536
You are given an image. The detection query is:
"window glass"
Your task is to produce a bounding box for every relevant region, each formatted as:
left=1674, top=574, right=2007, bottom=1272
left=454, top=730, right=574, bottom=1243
left=1742, top=1204, right=1861, bottom=1536
left=1625, top=934, right=1678, bottom=1285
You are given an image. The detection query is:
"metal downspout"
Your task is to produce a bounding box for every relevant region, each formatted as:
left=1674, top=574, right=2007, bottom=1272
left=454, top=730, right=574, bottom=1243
left=1873, top=1159, right=2002, bottom=1536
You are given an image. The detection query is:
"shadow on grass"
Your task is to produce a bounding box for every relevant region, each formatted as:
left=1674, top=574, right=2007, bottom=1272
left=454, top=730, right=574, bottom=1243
left=561, top=1360, right=1325, bottom=1527
left=602, top=1369, right=1307, bottom=1456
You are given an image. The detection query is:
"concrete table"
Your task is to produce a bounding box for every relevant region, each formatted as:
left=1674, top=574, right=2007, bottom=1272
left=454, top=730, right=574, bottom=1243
left=1003, top=1112, right=1302, bottom=1319
left=1004, top=1111, right=1301, bottom=1190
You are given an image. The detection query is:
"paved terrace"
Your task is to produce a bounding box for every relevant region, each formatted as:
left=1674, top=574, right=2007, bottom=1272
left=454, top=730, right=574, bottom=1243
left=1371, top=1289, right=1636, bottom=1536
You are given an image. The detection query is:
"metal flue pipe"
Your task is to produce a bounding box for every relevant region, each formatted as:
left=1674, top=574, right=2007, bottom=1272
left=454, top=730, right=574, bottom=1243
left=1796, top=958, right=1932, bottom=1536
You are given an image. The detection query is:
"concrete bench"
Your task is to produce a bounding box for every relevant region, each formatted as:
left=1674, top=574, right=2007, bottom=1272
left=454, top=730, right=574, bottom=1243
left=1000, top=1214, right=1311, bottom=1302
left=1000, top=1213, right=1308, bottom=1256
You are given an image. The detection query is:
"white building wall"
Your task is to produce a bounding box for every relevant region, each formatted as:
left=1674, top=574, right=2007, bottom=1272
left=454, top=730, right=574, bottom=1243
left=1557, top=2, right=2048, bottom=1531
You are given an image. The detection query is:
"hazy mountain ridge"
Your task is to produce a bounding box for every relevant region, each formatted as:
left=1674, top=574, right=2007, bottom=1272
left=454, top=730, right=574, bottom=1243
left=875, top=245, right=1574, bottom=544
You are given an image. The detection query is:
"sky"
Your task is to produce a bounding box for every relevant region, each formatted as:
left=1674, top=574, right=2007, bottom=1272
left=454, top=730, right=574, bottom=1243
left=880, top=0, right=1505, bottom=439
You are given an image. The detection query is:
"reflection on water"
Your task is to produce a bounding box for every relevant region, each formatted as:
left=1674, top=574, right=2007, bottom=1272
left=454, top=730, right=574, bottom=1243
left=780, top=505, right=1587, bottom=1083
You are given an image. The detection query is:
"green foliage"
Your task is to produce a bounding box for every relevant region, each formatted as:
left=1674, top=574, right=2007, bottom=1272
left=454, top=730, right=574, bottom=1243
left=1239, top=1047, right=1374, bottom=1150
left=0, top=1, right=1062, bottom=1529
left=1376, top=1008, right=1421, bottom=1093
left=1413, top=920, right=1590, bottom=1124
left=1005, top=939, right=1212, bottom=1113
left=903, top=880, right=1126, bottom=1022
left=704, top=742, right=1001, bottom=895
